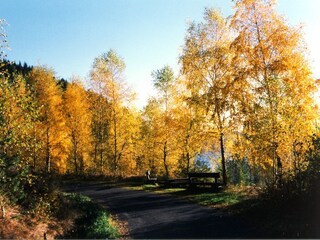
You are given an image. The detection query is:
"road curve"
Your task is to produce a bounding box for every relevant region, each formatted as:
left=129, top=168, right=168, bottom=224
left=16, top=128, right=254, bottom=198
left=65, top=182, right=264, bottom=239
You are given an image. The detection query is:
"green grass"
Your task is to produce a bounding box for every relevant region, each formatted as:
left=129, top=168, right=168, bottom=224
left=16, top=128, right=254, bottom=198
left=126, top=184, right=252, bottom=210
left=126, top=183, right=159, bottom=191
left=58, top=193, right=120, bottom=239
left=189, top=191, right=244, bottom=207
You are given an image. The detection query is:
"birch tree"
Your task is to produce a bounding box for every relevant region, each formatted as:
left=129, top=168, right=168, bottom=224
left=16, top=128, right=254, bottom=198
left=231, top=0, right=317, bottom=182
left=181, top=9, right=234, bottom=184
left=64, top=78, right=92, bottom=174
left=29, top=66, right=69, bottom=173
left=90, top=49, right=135, bottom=176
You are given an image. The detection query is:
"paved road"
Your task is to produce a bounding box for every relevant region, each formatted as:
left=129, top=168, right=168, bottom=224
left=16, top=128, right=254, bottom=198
left=65, top=182, right=264, bottom=239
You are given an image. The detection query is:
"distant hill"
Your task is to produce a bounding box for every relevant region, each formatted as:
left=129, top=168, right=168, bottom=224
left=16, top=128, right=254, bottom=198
left=0, top=59, right=68, bottom=90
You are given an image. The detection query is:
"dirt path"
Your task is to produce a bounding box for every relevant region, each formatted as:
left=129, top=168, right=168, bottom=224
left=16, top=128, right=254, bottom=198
left=65, top=182, right=264, bottom=239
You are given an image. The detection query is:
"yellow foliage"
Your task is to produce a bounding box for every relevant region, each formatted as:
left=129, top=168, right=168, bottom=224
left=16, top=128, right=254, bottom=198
left=230, top=0, right=317, bottom=179
left=90, top=50, right=138, bottom=176
left=64, top=78, right=93, bottom=174
left=29, top=66, right=70, bottom=173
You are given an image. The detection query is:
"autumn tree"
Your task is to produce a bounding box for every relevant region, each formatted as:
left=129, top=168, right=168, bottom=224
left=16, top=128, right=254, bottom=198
left=29, top=66, right=69, bottom=173
left=0, top=20, right=40, bottom=201
left=180, top=9, right=235, bottom=184
left=88, top=89, right=110, bottom=174
left=0, top=70, right=41, bottom=200
left=64, top=77, right=92, bottom=174
left=151, top=65, right=179, bottom=178
left=0, top=75, right=24, bottom=159
left=173, top=77, right=210, bottom=175
left=139, top=98, right=164, bottom=175
left=117, top=107, right=141, bottom=175
left=230, top=0, right=317, bottom=183
left=90, top=49, right=136, bottom=176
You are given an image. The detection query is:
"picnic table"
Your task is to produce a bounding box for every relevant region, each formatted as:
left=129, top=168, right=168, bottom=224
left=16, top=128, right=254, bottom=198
left=160, top=172, right=221, bottom=189
left=187, top=172, right=220, bottom=189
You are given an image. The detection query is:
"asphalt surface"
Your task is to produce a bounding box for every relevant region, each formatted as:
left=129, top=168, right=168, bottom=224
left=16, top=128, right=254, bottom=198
left=65, top=182, right=264, bottom=239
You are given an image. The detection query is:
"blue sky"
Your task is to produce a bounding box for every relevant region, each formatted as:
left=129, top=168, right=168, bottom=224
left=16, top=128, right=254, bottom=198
left=1, top=0, right=320, bottom=108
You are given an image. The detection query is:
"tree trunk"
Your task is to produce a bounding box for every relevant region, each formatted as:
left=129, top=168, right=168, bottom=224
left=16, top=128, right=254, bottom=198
left=186, top=151, right=191, bottom=174
left=276, top=155, right=282, bottom=188
left=100, top=143, right=103, bottom=174
left=113, top=108, right=118, bottom=176
left=33, top=125, right=37, bottom=170
left=94, top=143, right=97, bottom=169
left=74, top=146, right=78, bottom=175
left=79, top=156, right=84, bottom=175
left=45, top=128, right=51, bottom=173
left=72, top=133, right=78, bottom=175
left=185, top=132, right=191, bottom=174
left=219, top=132, right=227, bottom=185
left=163, top=141, right=169, bottom=178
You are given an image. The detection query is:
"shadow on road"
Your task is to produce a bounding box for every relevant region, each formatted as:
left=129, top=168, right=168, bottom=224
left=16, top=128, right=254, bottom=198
left=63, top=182, right=268, bottom=239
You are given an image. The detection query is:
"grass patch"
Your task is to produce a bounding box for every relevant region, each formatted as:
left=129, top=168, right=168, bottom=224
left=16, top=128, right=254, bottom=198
left=126, top=184, right=254, bottom=210
left=167, top=186, right=254, bottom=210
left=190, top=192, right=243, bottom=207
left=126, top=183, right=158, bottom=191
left=129, top=183, right=319, bottom=238
left=57, top=193, right=120, bottom=239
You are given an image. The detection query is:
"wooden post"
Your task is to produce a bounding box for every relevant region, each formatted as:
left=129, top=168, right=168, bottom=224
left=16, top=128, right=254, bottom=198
left=1, top=206, right=5, bottom=219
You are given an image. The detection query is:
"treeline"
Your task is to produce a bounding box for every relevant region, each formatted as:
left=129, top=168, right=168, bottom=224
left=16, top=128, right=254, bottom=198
left=1, top=0, right=319, bottom=195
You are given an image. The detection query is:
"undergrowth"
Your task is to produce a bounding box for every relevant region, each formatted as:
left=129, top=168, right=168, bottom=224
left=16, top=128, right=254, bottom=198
left=57, top=193, right=119, bottom=239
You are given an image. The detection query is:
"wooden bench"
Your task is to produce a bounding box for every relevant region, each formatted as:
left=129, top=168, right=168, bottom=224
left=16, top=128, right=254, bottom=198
left=146, top=170, right=157, bottom=184
left=188, top=172, right=220, bottom=189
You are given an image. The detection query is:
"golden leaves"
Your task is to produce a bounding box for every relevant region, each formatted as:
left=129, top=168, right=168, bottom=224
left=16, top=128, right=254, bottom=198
left=64, top=78, right=92, bottom=173
left=29, top=66, right=70, bottom=173
left=180, top=0, right=317, bottom=182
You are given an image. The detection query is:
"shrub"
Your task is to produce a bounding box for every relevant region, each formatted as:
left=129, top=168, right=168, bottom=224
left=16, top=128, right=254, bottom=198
left=58, top=193, right=119, bottom=239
